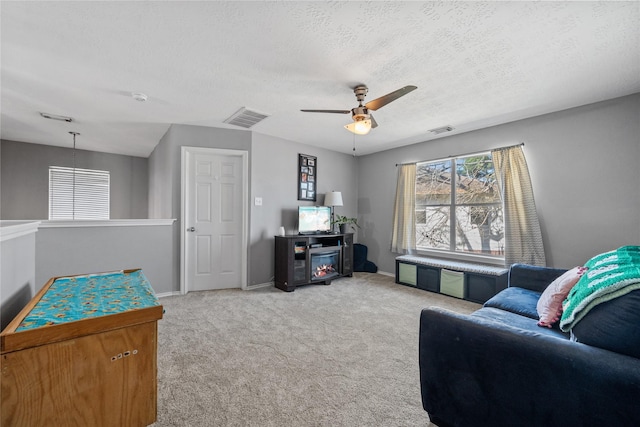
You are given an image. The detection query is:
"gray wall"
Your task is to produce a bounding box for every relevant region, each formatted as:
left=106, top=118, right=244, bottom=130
left=250, top=133, right=358, bottom=284
left=357, top=93, right=640, bottom=272
left=1, top=140, right=148, bottom=220
left=148, top=124, right=253, bottom=220
left=1, top=226, right=37, bottom=329
left=148, top=124, right=358, bottom=290
left=4, top=94, right=637, bottom=296
left=35, top=224, right=175, bottom=295
left=148, top=124, right=252, bottom=291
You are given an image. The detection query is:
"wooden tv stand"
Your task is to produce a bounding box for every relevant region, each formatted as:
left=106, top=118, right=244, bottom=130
left=274, top=233, right=353, bottom=292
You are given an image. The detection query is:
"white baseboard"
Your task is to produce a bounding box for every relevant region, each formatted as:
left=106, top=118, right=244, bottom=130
left=156, top=291, right=184, bottom=298
left=157, top=275, right=395, bottom=296
left=157, top=283, right=273, bottom=297
left=246, top=282, right=274, bottom=290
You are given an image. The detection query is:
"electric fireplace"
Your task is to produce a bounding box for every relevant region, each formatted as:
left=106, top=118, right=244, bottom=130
left=310, top=250, right=341, bottom=282
left=274, top=234, right=354, bottom=292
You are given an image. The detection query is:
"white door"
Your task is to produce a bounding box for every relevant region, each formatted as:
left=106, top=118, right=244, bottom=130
left=182, top=147, right=247, bottom=292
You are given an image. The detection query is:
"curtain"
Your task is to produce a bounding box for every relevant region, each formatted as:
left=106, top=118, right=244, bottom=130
left=391, top=163, right=417, bottom=254
left=492, top=145, right=546, bottom=266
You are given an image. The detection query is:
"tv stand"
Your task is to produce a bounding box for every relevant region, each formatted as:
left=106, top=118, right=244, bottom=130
left=274, top=233, right=353, bottom=292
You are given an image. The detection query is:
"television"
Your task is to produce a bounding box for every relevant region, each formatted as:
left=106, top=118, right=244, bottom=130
left=298, top=206, right=332, bottom=235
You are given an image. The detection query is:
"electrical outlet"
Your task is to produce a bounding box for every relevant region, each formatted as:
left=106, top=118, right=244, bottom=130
left=255, top=197, right=263, bottom=206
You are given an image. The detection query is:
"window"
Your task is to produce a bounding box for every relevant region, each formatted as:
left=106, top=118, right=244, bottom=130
left=415, top=153, right=504, bottom=258
left=49, top=166, right=110, bottom=220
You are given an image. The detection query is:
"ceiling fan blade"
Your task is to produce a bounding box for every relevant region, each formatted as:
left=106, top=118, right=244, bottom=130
left=370, top=114, right=378, bottom=128
left=364, top=85, right=417, bottom=111
left=300, top=109, right=351, bottom=114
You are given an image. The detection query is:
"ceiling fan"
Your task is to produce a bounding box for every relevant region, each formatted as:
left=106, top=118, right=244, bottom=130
left=301, top=85, right=417, bottom=135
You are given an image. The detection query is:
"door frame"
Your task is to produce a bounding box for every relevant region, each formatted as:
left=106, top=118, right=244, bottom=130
left=180, top=146, right=249, bottom=294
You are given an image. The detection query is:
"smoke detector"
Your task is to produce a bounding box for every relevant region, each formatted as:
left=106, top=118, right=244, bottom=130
left=131, top=92, right=148, bottom=102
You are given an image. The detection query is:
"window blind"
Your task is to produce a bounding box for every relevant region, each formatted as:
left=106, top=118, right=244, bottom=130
left=49, top=166, right=110, bottom=220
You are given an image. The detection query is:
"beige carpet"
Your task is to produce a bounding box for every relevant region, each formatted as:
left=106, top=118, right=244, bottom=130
left=151, top=273, right=480, bottom=426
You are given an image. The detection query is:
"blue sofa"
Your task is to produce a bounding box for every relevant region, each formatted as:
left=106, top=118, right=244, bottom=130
left=419, top=263, right=640, bottom=427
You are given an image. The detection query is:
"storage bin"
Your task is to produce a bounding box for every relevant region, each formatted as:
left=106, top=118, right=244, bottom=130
left=440, top=269, right=465, bottom=298
left=398, top=262, right=417, bottom=286
left=417, top=266, right=440, bottom=292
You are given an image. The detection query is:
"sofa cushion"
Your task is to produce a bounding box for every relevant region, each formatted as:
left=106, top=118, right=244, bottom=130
left=472, top=307, right=569, bottom=340
left=484, top=287, right=541, bottom=319
left=571, top=289, right=640, bottom=358
left=508, top=263, right=567, bottom=293
left=536, top=266, right=586, bottom=328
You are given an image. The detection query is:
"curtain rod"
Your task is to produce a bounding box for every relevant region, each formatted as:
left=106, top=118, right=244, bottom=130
left=395, top=142, right=524, bottom=166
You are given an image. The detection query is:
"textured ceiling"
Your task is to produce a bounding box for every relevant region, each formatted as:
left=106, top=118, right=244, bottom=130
left=1, top=1, right=639, bottom=157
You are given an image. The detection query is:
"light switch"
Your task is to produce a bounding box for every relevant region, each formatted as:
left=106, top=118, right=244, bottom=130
left=255, top=197, right=263, bottom=206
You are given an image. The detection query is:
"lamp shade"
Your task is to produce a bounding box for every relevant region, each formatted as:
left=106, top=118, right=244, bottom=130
left=324, top=191, right=343, bottom=207
left=344, top=119, right=372, bottom=135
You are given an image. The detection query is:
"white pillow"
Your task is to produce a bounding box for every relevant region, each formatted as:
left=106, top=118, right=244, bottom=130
left=536, top=266, right=587, bottom=328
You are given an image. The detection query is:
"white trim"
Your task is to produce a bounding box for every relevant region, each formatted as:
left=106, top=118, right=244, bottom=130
left=180, top=147, right=187, bottom=295
left=38, top=219, right=176, bottom=228
left=0, top=221, right=41, bottom=242
left=156, top=291, right=184, bottom=298
left=377, top=270, right=395, bottom=277
left=246, top=281, right=274, bottom=290
left=181, top=146, right=249, bottom=294
left=416, top=154, right=505, bottom=260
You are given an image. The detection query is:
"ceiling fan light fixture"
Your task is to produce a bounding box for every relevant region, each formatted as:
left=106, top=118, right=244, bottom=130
left=302, top=84, right=416, bottom=136
left=344, top=119, right=371, bottom=135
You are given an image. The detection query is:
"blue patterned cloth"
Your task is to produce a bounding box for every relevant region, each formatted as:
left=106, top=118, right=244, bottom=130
left=16, top=270, right=159, bottom=331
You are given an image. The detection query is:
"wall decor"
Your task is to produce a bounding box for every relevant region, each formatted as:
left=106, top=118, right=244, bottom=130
left=298, top=154, right=317, bottom=201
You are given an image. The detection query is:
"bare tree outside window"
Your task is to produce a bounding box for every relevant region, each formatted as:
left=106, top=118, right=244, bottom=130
left=415, top=154, right=504, bottom=257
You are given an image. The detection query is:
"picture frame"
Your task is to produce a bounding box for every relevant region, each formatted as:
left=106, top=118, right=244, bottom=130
left=298, top=154, right=317, bottom=201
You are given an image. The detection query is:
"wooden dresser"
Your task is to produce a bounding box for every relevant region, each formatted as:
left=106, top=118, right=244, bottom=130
left=1, top=269, right=163, bottom=426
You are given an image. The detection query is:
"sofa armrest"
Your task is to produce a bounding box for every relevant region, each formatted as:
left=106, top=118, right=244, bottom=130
left=419, top=307, right=640, bottom=427
left=508, top=263, right=567, bottom=293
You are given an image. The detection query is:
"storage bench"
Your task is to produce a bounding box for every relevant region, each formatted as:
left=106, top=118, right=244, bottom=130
left=1, top=269, right=163, bottom=426
left=395, top=255, right=508, bottom=303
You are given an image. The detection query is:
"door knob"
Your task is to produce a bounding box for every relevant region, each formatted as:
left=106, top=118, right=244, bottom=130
left=188, top=227, right=196, bottom=232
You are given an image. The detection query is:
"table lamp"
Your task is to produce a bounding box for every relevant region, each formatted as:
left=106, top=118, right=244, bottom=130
left=324, top=191, right=343, bottom=233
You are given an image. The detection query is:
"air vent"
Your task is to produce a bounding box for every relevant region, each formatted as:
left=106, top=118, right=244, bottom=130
left=429, top=125, right=454, bottom=135
left=223, top=107, right=269, bottom=129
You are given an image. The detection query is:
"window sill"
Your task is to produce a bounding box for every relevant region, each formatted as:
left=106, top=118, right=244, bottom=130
left=415, top=248, right=505, bottom=267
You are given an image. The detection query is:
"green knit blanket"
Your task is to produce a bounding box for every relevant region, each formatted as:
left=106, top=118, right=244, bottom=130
left=560, top=246, right=640, bottom=332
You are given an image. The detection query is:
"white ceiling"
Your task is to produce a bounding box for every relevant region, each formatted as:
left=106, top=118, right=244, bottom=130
left=1, top=1, right=639, bottom=158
